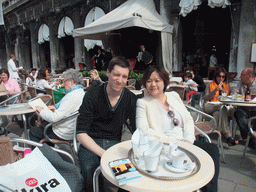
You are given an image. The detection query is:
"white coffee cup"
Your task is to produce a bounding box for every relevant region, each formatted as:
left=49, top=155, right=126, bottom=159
left=167, top=141, right=178, bottom=159
left=171, top=151, right=187, bottom=168
left=143, top=150, right=160, bottom=173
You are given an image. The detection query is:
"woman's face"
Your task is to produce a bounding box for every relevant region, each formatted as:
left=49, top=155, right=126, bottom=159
left=1, top=73, right=8, bottom=82
left=216, top=72, right=225, bottom=84
left=146, top=71, right=165, bottom=98
left=90, top=71, right=96, bottom=80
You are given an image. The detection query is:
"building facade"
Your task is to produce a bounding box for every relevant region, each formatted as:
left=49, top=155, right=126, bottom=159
left=0, top=0, right=255, bottom=76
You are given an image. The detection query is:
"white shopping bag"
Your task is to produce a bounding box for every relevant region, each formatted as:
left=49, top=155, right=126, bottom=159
left=0, top=147, right=71, bottom=192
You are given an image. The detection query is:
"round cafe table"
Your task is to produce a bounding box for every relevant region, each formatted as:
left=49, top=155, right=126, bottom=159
left=0, top=103, right=35, bottom=140
left=100, top=140, right=215, bottom=192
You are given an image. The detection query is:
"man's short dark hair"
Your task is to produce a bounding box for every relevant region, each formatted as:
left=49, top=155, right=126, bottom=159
left=141, top=65, right=170, bottom=92
left=184, top=72, right=193, bottom=79
left=10, top=54, right=15, bottom=58
left=108, top=56, right=132, bottom=74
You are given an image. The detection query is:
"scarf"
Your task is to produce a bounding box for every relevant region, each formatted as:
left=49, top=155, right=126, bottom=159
left=209, top=81, right=229, bottom=102
left=54, top=85, right=83, bottom=109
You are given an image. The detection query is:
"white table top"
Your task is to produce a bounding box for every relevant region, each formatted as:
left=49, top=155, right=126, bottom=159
left=0, top=103, right=35, bottom=116
left=219, top=99, right=256, bottom=107
left=101, top=140, right=215, bottom=192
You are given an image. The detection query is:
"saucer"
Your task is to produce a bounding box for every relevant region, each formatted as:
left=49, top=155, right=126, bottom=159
left=165, top=160, right=196, bottom=173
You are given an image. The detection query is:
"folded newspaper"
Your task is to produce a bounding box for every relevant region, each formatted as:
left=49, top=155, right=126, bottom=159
left=28, top=98, right=49, bottom=111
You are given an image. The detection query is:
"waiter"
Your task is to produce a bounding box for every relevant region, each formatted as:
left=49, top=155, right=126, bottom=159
left=136, top=45, right=153, bottom=70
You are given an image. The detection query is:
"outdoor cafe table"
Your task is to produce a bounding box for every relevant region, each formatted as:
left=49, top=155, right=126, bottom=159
left=100, top=140, right=215, bottom=192
left=0, top=103, right=35, bottom=140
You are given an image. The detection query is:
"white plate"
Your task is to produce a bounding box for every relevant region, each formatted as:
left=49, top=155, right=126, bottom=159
left=165, top=161, right=196, bottom=173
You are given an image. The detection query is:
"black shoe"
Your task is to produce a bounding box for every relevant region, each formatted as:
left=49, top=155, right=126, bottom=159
left=226, top=137, right=238, bottom=147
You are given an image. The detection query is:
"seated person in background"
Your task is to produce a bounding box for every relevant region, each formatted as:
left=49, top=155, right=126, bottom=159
left=0, top=68, right=20, bottom=96
left=76, top=57, right=137, bottom=192
left=232, top=68, right=256, bottom=150
left=0, top=68, right=21, bottom=127
left=136, top=66, right=219, bottom=192
left=181, top=72, right=198, bottom=101
left=30, top=68, right=38, bottom=80
left=29, top=69, right=85, bottom=143
left=204, top=68, right=237, bottom=146
left=23, top=72, right=35, bottom=86
left=35, top=68, right=51, bottom=90
left=85, top=69, right=103, bottom=92
left=185, top=68, right=206, bottom=107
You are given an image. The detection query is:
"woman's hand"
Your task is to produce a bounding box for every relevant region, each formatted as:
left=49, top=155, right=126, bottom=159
left=213, top=85, right=222, bottom=93
left=48, top=105, right=55, bottom=112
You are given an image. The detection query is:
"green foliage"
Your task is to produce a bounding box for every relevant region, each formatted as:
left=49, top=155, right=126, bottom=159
left=82, top=70, right=90, bottom=77
left=129, top=71, right=143, bottom=80
left=98, top=70, right=107, bottom=78
left=82, top=70, right=142, bottom=81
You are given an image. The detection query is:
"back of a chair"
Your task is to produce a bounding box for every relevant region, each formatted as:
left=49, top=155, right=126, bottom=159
left=125, top=85, right=136, bottom=90
left=0, top=137, right=16, bottom=166
left=128, top=79, right=136, bottom=86
left=27, top=86, right=37, bottom=98
left=166, top=85, right=185, bottom=100
left=38, top=94, right=52, bottom=106
left=44, top=87, right=55, bottom=105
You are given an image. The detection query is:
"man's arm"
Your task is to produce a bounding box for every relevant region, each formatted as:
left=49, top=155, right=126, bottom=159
left=76, top=90, right=106, bottom=157
left=77, top=133, right=105, bottom=157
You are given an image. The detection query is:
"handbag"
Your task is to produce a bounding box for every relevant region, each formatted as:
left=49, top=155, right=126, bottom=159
left=0, top=147, right=72, bottom=192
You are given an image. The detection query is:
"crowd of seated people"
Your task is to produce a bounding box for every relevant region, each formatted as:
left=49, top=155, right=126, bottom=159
left=3, top=55, right=256, bottom=192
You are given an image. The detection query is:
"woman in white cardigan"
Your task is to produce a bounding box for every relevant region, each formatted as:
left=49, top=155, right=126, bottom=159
left=136, top=66, right=219, bottom=192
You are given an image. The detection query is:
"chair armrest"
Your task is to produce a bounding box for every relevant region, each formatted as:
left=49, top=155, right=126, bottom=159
left=43, top=111, right=79, bottom=142
left=0, top=92, right=23, bottom=105
left=194, top=125, right=212, bottom=143
left=10, top=138, right=75, bottom=164
left=248, top=116, right=256, bottom=135
left=185, top=105, right=217, bottom=132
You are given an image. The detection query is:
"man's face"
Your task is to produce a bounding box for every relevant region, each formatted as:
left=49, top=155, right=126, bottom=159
left=107, top=65, right=129, bottom=93
left=32, top=70, right=36, bottom=76
left=240, top=69, right=250, bottom=85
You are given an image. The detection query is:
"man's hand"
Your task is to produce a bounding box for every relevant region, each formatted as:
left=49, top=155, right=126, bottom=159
left=190, top=82, right=198, bottom=87
left=35, top=106, right=44, bottom=113
left=48, top=105, right=56, bottom=112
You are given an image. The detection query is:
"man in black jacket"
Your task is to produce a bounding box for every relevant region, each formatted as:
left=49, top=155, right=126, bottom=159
left=76, top=57, right=137, bottom=192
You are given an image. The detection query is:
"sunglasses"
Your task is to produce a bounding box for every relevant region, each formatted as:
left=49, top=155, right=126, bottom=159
left=168, top=111, right=179, bottom=126
left=217, top=75, right=225, bottom=78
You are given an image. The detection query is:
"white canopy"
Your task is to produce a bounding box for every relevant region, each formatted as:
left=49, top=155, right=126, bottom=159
left=84, top=7, right=105, bottom=50
left=0, top=0, right=4, bottom=25
left=38, top=24, right=50, bottom=44
left=58, top=16, right=74, bottom=38
left=73, top=0, right=173, bottom=73
left=179, top=0, right=231, bottom=17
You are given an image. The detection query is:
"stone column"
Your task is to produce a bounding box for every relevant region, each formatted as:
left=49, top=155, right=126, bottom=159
left=236, top=0, right=256, bottom=76
left=49, top=21, right=60, bottom=73
left=30, top=22, right=40, bottom=69
left=160, top=0, right=173, bottom=70
left=73, top=8, right=85, bottom=70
